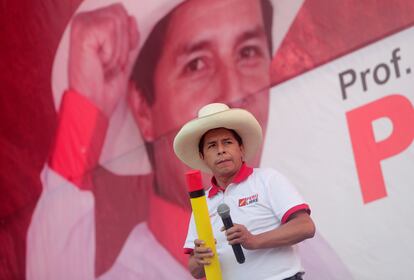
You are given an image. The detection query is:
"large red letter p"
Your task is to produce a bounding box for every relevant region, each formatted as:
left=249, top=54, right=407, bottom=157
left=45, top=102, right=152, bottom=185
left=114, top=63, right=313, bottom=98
left=346, top=95, right=414, bottom=203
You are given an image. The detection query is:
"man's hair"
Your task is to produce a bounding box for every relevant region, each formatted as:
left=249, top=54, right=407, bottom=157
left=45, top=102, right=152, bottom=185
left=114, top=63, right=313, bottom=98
left=198, top=128, right=243, bottom=156
left=130, top=0, right=274, bottom=105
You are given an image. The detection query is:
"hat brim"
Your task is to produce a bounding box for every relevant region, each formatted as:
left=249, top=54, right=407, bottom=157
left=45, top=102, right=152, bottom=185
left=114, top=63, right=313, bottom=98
left=173, top=109, right=262, bottom=173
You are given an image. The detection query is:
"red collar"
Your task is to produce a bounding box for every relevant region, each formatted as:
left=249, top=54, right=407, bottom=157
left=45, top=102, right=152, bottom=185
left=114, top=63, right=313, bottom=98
left=208, top=163, right=253, bottom=198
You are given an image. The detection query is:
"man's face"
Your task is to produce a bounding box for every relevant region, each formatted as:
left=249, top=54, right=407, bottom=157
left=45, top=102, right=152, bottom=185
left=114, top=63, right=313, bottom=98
left=151, top=0, right=271, bottom=138
left=141, top=0, right=271, bottom=206
left=201, top=128, right=245, bottom=179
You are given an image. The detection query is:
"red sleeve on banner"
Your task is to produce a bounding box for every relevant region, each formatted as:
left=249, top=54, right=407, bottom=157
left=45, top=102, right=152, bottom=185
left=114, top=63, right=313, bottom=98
left=183, top=248, right=194, bottom=255
left=49, top=90, right=108, bottom=190
left=281, top=204, right=311, bottom=224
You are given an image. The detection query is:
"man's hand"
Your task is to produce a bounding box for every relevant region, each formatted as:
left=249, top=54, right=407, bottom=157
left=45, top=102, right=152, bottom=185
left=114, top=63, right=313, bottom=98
left=188, top=239, right=214, bottom=279
left=223, top=223, right=257, bottom=250
left=224, top=212, right=315, bottom=251
left=192, top=239, right=214, bottom=266
left=69, top=3, right=139, bottom=117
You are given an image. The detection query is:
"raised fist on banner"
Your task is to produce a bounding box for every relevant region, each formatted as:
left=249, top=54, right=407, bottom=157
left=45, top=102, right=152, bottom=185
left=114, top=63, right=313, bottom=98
left=68, top=3, right=139, bottom=117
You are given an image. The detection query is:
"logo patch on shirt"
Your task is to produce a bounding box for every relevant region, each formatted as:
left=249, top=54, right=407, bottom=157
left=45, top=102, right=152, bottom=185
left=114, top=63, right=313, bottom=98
left=238, top=194, right=258, bottom=207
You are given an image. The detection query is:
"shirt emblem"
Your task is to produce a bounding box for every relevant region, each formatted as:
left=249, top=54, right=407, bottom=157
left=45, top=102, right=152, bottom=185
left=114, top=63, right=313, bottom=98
left=238, top=194, right=258, bottom=207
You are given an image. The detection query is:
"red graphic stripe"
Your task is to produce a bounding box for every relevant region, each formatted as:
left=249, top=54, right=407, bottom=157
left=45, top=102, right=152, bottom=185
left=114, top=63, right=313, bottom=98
left=281, top=204, right=311, bottom=224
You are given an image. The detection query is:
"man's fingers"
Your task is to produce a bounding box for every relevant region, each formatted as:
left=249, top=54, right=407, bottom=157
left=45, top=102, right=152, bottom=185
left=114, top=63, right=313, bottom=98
left=228, top=238, right=243, bottom=245
left=193, top=238, right=214, bottom=265
left=226, top=231, right=242, bottom=241
left=225, top=225, right=241, bottom=236
left=97, top=18, right=118, bottom=72
left=196, top=258, right=212, bottom=265
left=225, top=225, right=247, bottom=244
left=194, top=239, right=205, bottom=247
left=194, top=250, right=214, bottom=266
left=195, top=250, right=214, bottom=258
left=95, top=4, right=131, bottom=74
left=128, top=16, right=139, bottom=50
left=195, top=246, right=211, bottom=254
left=112, top=4, right=129, bottom=69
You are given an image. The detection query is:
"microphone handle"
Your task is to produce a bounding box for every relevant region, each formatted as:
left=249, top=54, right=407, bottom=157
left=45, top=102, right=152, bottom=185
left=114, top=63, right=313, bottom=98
left=222, top=216, right=245, bottom=264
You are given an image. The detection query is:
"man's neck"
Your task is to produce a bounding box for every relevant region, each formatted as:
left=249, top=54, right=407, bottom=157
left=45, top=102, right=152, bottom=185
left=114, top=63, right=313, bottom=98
left=214, top=169, right=240, bottom=189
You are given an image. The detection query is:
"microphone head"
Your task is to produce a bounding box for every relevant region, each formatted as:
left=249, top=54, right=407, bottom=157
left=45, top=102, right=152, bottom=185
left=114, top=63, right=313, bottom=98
left=217, top=203, right=230, bottom=218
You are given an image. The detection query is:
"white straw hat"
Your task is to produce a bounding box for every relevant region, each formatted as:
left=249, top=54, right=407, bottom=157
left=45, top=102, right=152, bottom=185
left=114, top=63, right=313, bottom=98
left=173, top=103, right=262, bottom=173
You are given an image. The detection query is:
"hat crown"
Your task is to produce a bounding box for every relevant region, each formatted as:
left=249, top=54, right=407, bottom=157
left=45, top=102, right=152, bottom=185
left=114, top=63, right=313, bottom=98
left=198, top=103, right=229, bottom=118
left=174, top=102, right=262, bottom=173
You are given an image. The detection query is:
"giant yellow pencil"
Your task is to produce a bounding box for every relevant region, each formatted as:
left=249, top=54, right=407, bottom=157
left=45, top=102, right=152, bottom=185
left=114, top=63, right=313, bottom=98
left=186, top=170, right=222, bottom=280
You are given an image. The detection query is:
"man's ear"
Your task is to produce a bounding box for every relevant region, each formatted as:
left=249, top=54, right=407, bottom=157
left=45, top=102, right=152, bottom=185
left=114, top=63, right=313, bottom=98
left=240, top=144, right=246, bottom=160
left=199, top=152, right=204, bottom=160
left=128, top=82, right=154, bottom=142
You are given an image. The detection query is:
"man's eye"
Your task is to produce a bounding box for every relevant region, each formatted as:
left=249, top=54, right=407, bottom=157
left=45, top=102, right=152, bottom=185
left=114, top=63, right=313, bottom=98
left=208, top=143, right=216, bottom=149
left=239, top=46, right=261, bottom=59
left=184, top=58, right=207, bottom=74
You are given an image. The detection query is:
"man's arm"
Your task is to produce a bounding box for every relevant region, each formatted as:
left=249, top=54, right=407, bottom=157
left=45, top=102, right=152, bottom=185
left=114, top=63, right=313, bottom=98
left=225, top=211, right=315, bottom=250
left=27, top=5, right=140, bottom=279
left=186, top=211, right=314, bottom=279
left=50, top=4, right=139, bottom=188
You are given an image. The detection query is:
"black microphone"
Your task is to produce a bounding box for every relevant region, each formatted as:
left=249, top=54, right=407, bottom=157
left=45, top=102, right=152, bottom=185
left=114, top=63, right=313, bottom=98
left=217, top=203, right=245, bottom=264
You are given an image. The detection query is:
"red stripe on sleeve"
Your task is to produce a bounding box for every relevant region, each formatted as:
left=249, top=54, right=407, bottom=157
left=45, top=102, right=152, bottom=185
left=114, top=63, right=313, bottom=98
left=281, top=203, right=311, bottom=224
left=49, top=90, right=108, bottom=190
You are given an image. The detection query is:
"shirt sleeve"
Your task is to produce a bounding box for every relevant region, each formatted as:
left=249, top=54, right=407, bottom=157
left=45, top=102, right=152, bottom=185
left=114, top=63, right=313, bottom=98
left=49, top=90, right=108, bottom=190
left=183, top=212, right=197, bottom=254
left=26, top=165, right=96, bottom=280
left=265, top=169, right=310, bottom=224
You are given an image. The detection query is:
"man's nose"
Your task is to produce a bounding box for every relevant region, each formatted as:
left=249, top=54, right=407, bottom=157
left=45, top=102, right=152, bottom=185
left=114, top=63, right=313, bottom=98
left=217, top=143, right=226, bottom=154
left=218, top=63, right=244, bottom=103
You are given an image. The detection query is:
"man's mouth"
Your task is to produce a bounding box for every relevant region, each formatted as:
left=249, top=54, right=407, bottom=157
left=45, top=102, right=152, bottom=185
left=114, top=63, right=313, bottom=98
left=216, top=159, right=231, bottom=165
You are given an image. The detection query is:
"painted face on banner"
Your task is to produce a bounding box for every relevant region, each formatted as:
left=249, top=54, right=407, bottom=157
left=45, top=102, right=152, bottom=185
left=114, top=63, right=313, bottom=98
left=152, top=0, right=271, bottom=137
left=132, top=0, right=271, bottom=206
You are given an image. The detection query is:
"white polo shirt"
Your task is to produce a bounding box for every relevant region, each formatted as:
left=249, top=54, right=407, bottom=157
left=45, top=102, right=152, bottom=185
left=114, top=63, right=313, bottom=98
left=184, top=164, right=310, bottom=280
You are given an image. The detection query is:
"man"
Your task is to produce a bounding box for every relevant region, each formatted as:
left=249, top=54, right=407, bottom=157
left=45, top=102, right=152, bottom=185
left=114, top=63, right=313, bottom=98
left=174, top=103, right=315, bottom=279
left=27, top=0, right=275, bottom=279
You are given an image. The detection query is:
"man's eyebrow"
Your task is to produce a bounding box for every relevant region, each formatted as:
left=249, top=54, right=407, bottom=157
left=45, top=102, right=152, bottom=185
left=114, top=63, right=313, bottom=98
left=206, top=139, right=218, bottom=145
left=173, top=25, right=266, bottom=61
left=235, top=25, right=266, bottom=46
left=206, top=137, right=232, bottom=145
left=175, top=40, right=213, bottom=59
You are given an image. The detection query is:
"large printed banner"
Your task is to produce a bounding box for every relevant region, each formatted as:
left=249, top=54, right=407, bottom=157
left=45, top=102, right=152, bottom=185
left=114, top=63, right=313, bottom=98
left=1, top=0, right=413, bottom=279
left=263, top=27, right=414, bottom=279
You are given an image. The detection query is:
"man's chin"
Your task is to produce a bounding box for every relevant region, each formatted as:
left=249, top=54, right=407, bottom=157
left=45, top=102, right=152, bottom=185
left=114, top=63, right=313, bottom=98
left=215, top=166, right=238, bottom=178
